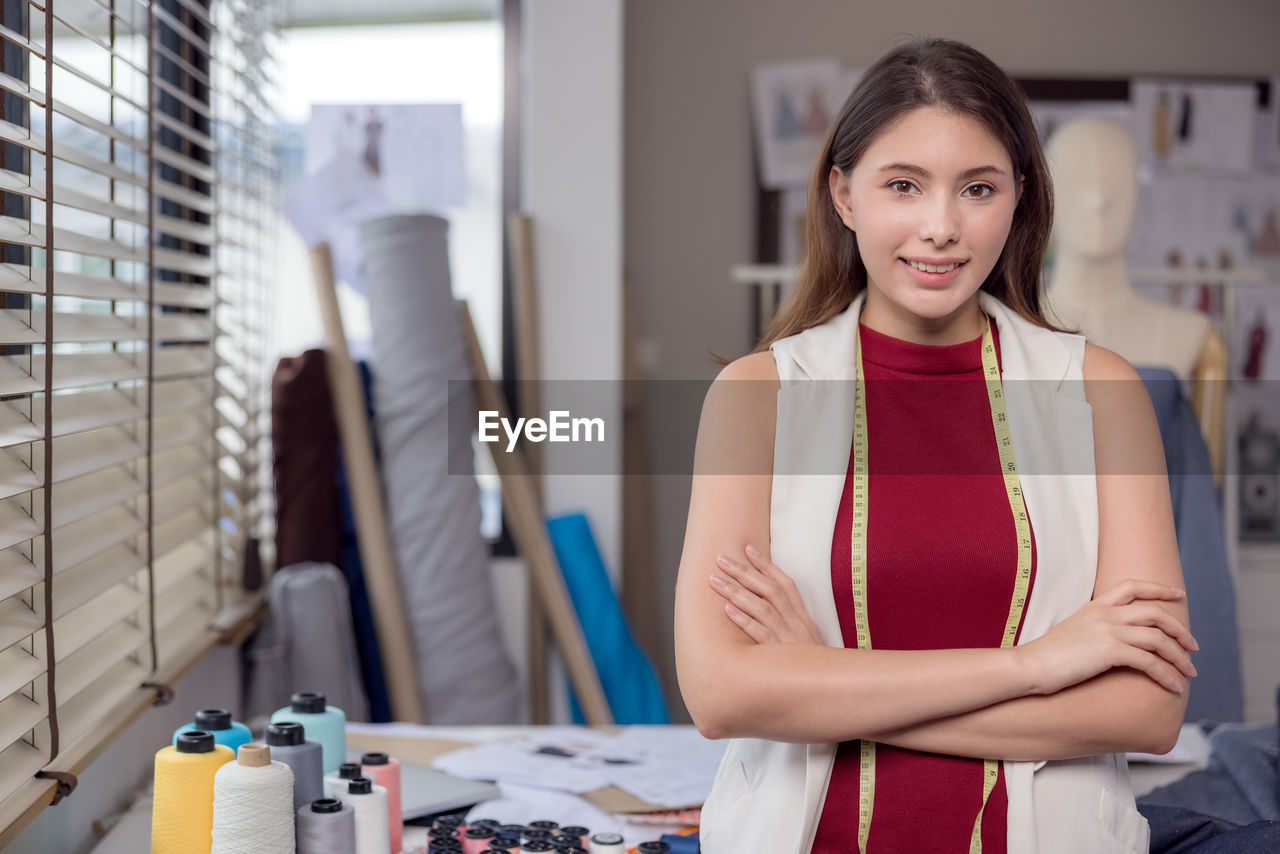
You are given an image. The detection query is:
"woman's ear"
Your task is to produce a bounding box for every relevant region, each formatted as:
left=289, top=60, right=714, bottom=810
left=829, top=166, right=854, bottom=230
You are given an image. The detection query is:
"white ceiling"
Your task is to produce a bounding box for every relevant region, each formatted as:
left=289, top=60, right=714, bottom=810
left=279, top=0, right=498, bottom=28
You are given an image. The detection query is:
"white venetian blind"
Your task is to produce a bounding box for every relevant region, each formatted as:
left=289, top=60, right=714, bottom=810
left=0, top=0, right=277, bottom=834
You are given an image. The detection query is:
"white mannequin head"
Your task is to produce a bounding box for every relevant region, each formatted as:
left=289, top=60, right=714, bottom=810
left=1046, top=117, right=1139, bottom=260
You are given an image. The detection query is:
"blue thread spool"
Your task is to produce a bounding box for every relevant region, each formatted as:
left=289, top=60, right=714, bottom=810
left=271, top=692, right=346, bottom=774
left=171, top=708, right=252, bottom=753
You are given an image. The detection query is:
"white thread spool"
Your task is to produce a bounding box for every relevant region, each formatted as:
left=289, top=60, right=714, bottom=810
left=323, top=762, right=364, bottom=799
left=211, top=743, right=295, bottom=854
left=589, top=833, right=625, bottom=854
left=336, top=776, right=391, bottom=854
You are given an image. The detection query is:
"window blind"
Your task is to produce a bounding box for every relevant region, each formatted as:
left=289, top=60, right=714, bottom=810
left=0, top=0, right=276, bottom=835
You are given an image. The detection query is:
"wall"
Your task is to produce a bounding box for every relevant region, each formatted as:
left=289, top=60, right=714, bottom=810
left=623, top=0, right=1280, bottom=721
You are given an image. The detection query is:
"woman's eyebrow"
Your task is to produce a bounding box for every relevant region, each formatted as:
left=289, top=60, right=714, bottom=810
left=876, top=163, right=1007, bottom=180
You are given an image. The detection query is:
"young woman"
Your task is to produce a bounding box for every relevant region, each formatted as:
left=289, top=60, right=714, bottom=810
left=674, top=38, right=1198, bottom=854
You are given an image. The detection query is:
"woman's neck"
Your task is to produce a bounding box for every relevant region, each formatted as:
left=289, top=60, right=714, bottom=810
left=858, top=290, right=986, bottom=346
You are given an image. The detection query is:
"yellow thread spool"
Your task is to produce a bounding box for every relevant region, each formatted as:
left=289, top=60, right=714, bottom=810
left=152, top=730, right=235, bottom=854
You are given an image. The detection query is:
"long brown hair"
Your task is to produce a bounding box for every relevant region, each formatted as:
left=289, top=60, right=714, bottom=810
left=756, top=37, right=1061, bottom=351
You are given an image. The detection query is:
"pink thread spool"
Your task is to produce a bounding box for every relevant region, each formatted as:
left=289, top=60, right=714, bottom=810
left=360, top=752, right=402, bottom=853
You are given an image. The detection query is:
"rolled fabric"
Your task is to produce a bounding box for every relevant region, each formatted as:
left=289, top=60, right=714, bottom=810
left=358, top=213, right=519, bottom=723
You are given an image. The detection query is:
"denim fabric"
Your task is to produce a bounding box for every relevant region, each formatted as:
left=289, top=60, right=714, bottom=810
left=1140, top=723, right=1279, bottom=835
left=1140, top=805, right=1280, bottom=853
left=1138, top=369, right=1245, bottom=724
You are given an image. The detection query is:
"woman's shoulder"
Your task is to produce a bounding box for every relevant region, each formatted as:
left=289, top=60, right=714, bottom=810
left=1081, top=340, right=1141, bottom=383
left=715, top=350, right=780, bottom=385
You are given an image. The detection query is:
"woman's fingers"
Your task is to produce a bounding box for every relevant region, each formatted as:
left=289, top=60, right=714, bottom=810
left=725, top=603, right=775, bottom=644
left=1117, top=625, right=1197, bottom=679
left=718, top=553, right=790, bottom=614
left=1099, top=578, right=1186, bottom=607
left=744, top=545, right=808, bottom=617
left=1122, top=601, right=1199, bottom=652
left=1113, top=644, right=1186, bottom=694
left=710, top=572, right=784, bottom=635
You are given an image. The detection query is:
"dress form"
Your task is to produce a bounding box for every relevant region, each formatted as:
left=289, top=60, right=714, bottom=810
left=1045, top=117, right=1225, bottom=476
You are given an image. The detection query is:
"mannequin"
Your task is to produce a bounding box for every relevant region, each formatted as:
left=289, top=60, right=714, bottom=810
left=1045, top=117, right=1225, bottom=476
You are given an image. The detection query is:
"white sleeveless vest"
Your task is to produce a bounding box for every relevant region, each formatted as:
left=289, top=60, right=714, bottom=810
left=697, top=292, right=1150, bottom=854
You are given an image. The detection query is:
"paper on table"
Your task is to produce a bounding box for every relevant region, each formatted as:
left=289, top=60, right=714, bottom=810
left=463, top=781, right=624, bottom=837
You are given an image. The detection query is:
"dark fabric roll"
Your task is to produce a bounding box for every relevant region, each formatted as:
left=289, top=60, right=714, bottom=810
left=272, top=349, right=342, bottom=568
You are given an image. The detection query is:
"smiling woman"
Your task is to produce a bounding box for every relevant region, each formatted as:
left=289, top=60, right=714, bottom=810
left=674, top=37, right=1193, bottom=854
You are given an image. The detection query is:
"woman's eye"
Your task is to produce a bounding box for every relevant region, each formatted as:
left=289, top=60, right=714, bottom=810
left=889, top=180, right=916, bottom=195
left=964, top=184, right=994, bottom=199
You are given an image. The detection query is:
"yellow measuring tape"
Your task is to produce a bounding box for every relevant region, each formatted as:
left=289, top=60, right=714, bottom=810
left=850, top=313, right=1032, bottom=854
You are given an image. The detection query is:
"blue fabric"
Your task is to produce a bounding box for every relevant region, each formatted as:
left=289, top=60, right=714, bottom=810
left=1139, top=805, right=1280, bottom=853
left=657, top=832, right=701, bottom=853
left=546, top=512, right=670, bottom=724
left=335, top=360, right=393, bottom=723
left=1141, top=723, right=1279, bottom=825
left=1137, top=368, right=1244, bottom=723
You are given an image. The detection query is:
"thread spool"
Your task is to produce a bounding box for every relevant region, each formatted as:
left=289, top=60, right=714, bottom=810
left=211, top=743, right=295, bottom=854
left=636, top=843, right=670, bottom=854
left=588, top=833, right=625, bottom=854
left=172, top=709, right=253, bottom=754
left=484, top=840, right=520, bottom=851
left=266, top=722, right=325, bottom=811
left=462, top=824, right=497, bottom=854
left=361, top=751, right=403, bottom=854
left=521, top=829, right=553, bottom=845
left=337, top=776, right=391, bottom=854
left=151, top=730, right=235, bottom=854
left=324, top=761, right=365, bottom=799
left=271, top=691, right=347, bottom=773
left=298, top=798, right=358, bottom=854
left=559, top=827, right=590, bottom=848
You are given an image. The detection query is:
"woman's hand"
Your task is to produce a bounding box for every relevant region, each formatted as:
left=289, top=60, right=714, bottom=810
left=709, top=545, right=821, bottom=645
left=1018, top=578, right=1199, bottom=696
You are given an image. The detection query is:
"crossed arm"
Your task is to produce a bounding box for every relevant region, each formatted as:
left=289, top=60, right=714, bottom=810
left=674, top=344, right=1194, bottom=761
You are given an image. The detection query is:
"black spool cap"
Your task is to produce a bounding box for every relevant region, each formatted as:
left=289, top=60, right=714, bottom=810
left=338, top=762, right=362, bottom=779
left=528, top=820, right=559, bottom=831
left=522, top=829, right=553, bottom=841
left=435, top=816, right=464, bottom=830
left=193, top=708, right=232, bottom=731
left=638, top=843, right=671, bottom=854
left=310, top=798, right=343, bottom=814
left=557, top=848, right=588, bottom=854
left=175, top=730, right=215, bottom=754
left=290, top=692, right=326, bottom=713
left=497, top=824, right=525, bottom=837
left=464, top=826, right=497, bottom=839
left=360, top=751, right=389, bottom=765
left=486, top=840, right=521, bottom=851
left=559, top=826, right=589, bottom=837
left=266, top=722, right=305, bottom=746
left=347, top=776, right=373, bottom=795
left=521, top=843, right=555, bottom=853
left=468, top=817, right=501, bottom=828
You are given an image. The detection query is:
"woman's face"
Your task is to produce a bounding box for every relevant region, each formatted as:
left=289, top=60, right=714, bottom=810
left=830, top=105, right=1020, bottom=341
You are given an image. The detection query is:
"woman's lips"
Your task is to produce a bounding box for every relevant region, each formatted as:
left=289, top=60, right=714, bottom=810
left=901, top=258, right=966, bottom=287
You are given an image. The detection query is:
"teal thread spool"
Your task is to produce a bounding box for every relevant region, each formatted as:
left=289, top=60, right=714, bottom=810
left=172, top=709, right=252, bottom=753
left=270, top=692, right=346, bottom=774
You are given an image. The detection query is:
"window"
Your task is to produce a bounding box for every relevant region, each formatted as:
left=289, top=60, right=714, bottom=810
left=0, top=0, right=276, bottom=838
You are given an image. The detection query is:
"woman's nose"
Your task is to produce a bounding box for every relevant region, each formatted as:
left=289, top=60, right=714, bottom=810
left=919, top=196, right=961, bottom=245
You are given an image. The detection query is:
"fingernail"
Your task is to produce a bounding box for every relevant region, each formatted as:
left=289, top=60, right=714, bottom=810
left=745, top=544, right=760, bottom=559
left=1190, top=665, right=1198, bottom=677
left=1192, top=639, right=1200, bottom=651
left=716, top=554, right=732, bottom=569
left=710, top=574, right=726, bottom=589
left=1175, top=588, right=1186, bottom=596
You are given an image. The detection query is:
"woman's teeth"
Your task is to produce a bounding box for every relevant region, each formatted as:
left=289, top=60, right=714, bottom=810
left=906, top=260, right=961, bottom=273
